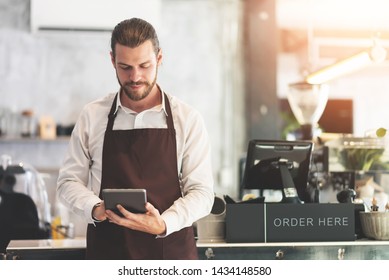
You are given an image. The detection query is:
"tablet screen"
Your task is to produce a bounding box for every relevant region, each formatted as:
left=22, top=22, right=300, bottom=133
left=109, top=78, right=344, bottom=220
left=102, top=188, right=147, bottom=214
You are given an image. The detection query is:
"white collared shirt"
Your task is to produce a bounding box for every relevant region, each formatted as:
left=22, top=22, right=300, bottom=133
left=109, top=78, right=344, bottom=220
left=57, top=88, right=214, bottom=237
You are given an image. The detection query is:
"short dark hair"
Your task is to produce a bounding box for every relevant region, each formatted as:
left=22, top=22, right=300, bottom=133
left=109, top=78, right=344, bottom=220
left=111, top=18, right=160, bottom=58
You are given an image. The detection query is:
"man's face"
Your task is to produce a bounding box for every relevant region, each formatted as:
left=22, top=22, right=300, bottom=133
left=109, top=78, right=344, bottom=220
left=111, top=41, right=162, bottom=101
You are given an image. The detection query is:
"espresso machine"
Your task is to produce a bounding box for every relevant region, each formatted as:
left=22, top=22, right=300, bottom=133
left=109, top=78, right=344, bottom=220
left=0, top=155, right=51, bottom=252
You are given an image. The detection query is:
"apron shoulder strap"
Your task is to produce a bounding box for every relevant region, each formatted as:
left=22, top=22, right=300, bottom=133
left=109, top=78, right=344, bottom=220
left=164, top=93, right=175, bottom=131
left=106, top=93, right=119, bottom=131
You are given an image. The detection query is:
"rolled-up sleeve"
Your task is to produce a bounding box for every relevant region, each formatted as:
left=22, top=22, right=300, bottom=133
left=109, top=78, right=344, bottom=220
left=57, top=109, right=102, bottom=224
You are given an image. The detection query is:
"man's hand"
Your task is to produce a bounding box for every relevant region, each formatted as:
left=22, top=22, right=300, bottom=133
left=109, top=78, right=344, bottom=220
left=105, top=202, right=166, bottom=235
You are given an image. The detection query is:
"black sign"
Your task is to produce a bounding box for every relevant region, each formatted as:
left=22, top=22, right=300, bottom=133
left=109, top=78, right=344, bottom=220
left=266, top=203, right=355, bottom=242
left=226, top=204, right=265, bottom=243
left=226, top=203, right=355, bottom=243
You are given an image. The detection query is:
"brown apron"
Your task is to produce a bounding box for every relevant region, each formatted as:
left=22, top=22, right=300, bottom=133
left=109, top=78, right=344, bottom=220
left=86, top=93, right=198, bottom=260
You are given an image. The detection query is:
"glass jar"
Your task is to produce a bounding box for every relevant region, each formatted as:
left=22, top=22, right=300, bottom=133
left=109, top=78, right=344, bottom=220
left=20, top=110, right=37, bottom=138
left=326, top=136, right=387, bottom=171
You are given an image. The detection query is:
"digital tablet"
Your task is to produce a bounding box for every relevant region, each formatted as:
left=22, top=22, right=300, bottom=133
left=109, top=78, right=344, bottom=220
left=102, top=188, right=147, bottom=214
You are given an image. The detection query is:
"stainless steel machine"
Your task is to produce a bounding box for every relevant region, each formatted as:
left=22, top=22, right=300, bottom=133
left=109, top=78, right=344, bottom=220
left=0, top=155, right=51, bottom=252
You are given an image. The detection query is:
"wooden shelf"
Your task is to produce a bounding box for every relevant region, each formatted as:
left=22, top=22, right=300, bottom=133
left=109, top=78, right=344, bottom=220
left=0, top=136, right=70, bottom=143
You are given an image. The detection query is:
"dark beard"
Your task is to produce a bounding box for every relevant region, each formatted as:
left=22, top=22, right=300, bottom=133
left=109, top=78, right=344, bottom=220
left=119, top=69, right=158, bottom=102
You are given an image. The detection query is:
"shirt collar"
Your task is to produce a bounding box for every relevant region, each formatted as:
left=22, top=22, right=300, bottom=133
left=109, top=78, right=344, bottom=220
left=114, top=85, right=168, bottom=116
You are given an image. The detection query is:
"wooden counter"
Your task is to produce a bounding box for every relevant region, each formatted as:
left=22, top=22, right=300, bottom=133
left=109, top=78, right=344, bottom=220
left=197, top=239, right=389, bottom=260
left=6, top=238, right=86, bottom=260
left=6, top=238, right=389, bottom=260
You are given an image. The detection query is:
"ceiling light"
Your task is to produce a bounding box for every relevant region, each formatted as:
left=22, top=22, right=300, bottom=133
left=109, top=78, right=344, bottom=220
left=305, top=39, right=387, bottom=84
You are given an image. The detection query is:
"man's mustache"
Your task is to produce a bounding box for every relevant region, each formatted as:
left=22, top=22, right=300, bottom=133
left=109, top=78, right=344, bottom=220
left=124, top=81, right=148, bottom=86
